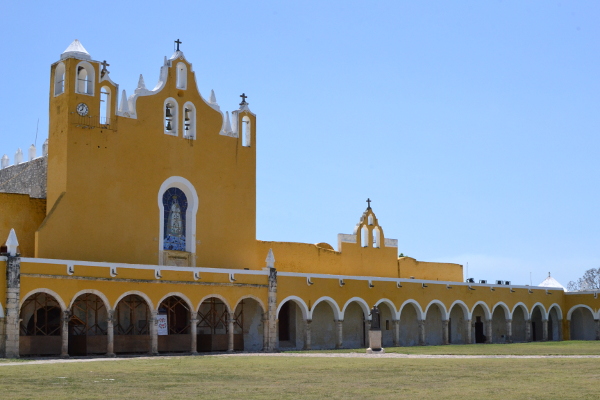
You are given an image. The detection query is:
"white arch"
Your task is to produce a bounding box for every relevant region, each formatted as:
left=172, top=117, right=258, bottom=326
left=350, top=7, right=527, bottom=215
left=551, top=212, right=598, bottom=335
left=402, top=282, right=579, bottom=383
left=68, top=289, right=111, bottom=311
left=448, top=300, right=470, bottom=319
left=241, top=115, right=251, bottom=147
left=233, top=295, right=266, bottom=313
left=511, top=302, right=530, bottom=320
left=158, top=176, right=199, bottom=259
left=54, top=62, right=65, bottom=96
left=567, top=304, right=596, bottom=321
left=113, top=290, right=155, bottom=311
left=182, top=101, right=196, bottom=139
left=176, top=62, right=187, bottom=89
left=375, top=298, right=398, bottom=320
left=547, top=303, right=563, bottom=320
left=164, top=97, right=178, bottom=136
left=398, top=299, right=425, bottom=320
left=530, top=302, right=548, bottom=320
left=491, top=302, right=511, bottom=319
left=309, top=296, right=341, bottom=320
left=197, top=294, right=233, bottom=314
left=424, top=300, right=448, bottom=320
left=75, top=60, right=95, bottom=95
left=341, top=297, right=371, bottom=321
left=277, top=296, right=309, bottom=320
left=20, top=288, right=67, bottom=311
left=157, top=292, right=194, bottom=312
left=0, top=302, right=4, bottom=318
left=470, top=301, right=491, bottom=320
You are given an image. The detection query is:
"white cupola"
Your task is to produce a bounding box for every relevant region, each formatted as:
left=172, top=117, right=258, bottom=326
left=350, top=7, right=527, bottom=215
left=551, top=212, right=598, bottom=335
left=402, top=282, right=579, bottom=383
left=61, top=39, right=91, bottom=61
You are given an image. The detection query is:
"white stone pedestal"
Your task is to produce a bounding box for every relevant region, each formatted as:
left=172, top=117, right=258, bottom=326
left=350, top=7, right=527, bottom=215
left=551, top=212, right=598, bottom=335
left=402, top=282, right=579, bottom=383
left=366, top=330, right=385, bottom=354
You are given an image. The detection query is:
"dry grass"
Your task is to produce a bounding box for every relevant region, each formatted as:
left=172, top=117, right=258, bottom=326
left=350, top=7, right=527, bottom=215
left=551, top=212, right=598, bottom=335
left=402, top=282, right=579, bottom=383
left=1, top=353, right=600, bottom=399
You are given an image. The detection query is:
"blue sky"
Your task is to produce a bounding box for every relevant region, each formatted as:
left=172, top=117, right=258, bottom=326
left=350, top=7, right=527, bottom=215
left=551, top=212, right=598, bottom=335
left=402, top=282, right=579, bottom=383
left=1, top=1, right=598, bottom=287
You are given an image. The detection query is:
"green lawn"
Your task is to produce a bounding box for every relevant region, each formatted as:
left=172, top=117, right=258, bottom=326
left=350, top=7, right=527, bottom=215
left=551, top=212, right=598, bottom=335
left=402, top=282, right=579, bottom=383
left=1, top=355, right=599, bottom=399
left=287, top=340, right=600, bottom=355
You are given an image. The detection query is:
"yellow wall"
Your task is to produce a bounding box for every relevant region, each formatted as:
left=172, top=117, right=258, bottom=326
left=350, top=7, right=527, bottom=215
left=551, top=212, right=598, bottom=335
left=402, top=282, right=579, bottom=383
left=0, top=193, right=46, bottom=257
left=37, top=54, right=257, bottom=269
left=398, top=257, right=463, bottom=282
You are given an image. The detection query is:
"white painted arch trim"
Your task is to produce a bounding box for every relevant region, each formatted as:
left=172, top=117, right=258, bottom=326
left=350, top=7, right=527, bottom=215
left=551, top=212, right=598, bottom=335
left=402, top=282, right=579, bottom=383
left=113, top=291, right=155, bottom=311
left=277, top=296, right=309, bottom=320
left=470, top=301, right=491, bottom=320
left=309, top=296, right=341, bottom=320
left=398, top=299, right=425, bottom=320
left=511, top=302, right=530, bottom=320
left=491, top=302, right=511, bottom=319
left=448, top=300, right=470, bottom=319
left=156, top=292, right=195, bottom=312
left=341, top=297, right=371, bottom=321
left=547, top=303, right=563, bottom=320
left=68, top=289, right=111, bottom=311
left=375, top=298, right=399, bottom=320
left=424, top=300, right=448, bottom=320
left=530, top=302, right=548, bottom=320
left=197, top=294, right=232, bottom=314
left=158, top=176, right=199, bottom=258
left=233, top=295, right=266, bottom=313
left=566, top=304, right=597, bottom=321
left=20, top=288, right=67, bottom=311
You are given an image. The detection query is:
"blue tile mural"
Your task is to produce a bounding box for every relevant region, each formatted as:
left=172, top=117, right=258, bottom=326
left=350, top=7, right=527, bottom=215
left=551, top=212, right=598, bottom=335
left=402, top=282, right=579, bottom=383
left=163, top=188, right=188, bottom=251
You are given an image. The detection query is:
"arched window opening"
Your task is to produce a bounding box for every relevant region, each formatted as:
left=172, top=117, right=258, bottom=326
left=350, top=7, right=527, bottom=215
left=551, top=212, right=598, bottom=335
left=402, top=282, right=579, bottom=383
left=361, top=226, right=369, bottom=247
left=158, top=296, right=190, bottom=335
left=20, top=293, right=61, bottom=336
left=76, top=62, right=94, bottom=95
left=242, top=116, right=251, bottom=147
left=373, top=227, right=380, bottom=248
left=183, top=102, right=196, bottom=139
left=114, top=295, right=150, bottom=336
left=163, top=187, right=188, bottom=252
left=100, top=86, right=111, bottom=126
left=164, top=99, right=178, bottom=135
left=176, top=63, right=187, bottom=89
left=54, top=62, right=65, bottom=96
left=368, top=215, right=374, bottom=225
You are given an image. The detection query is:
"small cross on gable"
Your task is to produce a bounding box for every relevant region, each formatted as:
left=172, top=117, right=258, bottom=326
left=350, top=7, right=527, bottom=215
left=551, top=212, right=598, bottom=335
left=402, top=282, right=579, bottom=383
left=366, top=198, right=372, bottom=210
left=239, top=93, right=248, bottom=105
left=100, top=60, right=110, bottom=76
left=175, top=39, right=182, bottom=51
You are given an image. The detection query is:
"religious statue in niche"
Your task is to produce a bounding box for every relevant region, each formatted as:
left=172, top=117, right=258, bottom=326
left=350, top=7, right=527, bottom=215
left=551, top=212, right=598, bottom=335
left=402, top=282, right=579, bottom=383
left=163, top=188, right=187, bottom=251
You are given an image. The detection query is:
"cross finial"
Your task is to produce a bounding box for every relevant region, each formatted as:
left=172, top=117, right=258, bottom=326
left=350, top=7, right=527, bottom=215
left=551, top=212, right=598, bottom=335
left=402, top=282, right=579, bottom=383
left=240, top=93, right=248, bottom=105
left=366, top=198, right=372, bottom=210
left=100, top=60, right=110, bottom=76
left=175, top=39, right=182, bottom=51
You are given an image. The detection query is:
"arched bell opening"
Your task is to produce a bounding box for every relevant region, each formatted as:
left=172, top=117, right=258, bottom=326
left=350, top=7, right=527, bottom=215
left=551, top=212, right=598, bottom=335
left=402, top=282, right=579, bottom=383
left=19, top=292, right=63, bottom=356
left=68, top=293, right=108, bottom=356
left=113, top=295, right=150, bottom=354
left=234, top=298, right=265, bottom=352
left=157, top=296, right=190, bottom=353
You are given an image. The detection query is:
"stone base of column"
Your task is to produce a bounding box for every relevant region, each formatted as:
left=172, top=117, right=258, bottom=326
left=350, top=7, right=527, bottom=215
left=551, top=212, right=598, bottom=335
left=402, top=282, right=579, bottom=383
left=106, top=352, right=116, bottom=358
left=366, top=330, right=384, bottom=354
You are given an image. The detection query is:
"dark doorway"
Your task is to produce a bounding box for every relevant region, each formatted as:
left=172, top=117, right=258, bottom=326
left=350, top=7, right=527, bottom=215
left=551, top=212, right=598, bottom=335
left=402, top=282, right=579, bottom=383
left=278, top=302, right=290, bottom=341
left=475, top=317, right=485, bottom=343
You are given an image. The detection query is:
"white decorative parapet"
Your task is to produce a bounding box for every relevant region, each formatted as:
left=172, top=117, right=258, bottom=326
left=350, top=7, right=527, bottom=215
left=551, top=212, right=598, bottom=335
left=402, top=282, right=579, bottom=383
left=384, top=238, right=398, bottom=248
left=1, top=154, right=9, bottom=169
left=42, top=139, right=48, bottom=157
left=29, top=144, right=36, bottom=161
left=265, top=248, right=275, bottom=269
left=14, top=148, right=23, bottom=165
left=5, top=229, right=19, bottom=256
left=337, top=233, right=357, bottom=251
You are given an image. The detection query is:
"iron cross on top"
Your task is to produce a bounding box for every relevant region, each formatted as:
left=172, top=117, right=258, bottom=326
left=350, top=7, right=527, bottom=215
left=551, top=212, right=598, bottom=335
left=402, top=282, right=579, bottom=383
left=175, top=39, right=182, bottom=51
left=240, top=93, right=248, bottom=105
left=366, top=198, right=372, bottom=209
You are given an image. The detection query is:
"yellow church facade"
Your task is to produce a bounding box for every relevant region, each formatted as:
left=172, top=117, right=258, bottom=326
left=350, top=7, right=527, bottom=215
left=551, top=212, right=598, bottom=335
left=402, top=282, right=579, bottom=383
left=1, top=40, right=598, bottom=358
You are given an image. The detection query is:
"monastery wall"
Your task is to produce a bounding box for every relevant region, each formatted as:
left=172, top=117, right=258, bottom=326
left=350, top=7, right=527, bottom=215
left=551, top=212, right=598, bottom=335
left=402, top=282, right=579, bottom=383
left=0, top=193, right=46, bottom=257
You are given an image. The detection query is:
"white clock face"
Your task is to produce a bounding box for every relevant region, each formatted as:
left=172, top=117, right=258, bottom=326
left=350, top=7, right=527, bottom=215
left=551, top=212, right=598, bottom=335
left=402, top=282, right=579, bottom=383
left=76, top=103, right=89, bottom=116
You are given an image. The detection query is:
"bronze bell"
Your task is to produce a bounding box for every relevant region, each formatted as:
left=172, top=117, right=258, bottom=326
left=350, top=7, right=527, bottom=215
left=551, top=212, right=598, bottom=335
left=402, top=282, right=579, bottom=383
left=165, top=107, right=173, bottom=118
left=166, top=121, right=172, bottom=131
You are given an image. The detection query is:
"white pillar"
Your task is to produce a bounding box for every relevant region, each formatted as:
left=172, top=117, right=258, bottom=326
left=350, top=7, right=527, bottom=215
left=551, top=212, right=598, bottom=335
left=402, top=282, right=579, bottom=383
left=190, top=312, right=198, bottom=354
left=61, top=310, right=70, bottom=357
left=542, top=319, right=549, bottom=342
left=442, top=320, right=449, bottom=345
left=335, top=320, right=343, bottom=349
left=303, top=319, right=312, bottom=350
left=526, top=319, right=532, bottom=342
left=364, top=320, right=371, bottom=347
left=465, top=319, right=472, bottom=344
left=106, top=309, right=115, bottom=357
left=227, top=312, right=235, bottom=352
left=392, top=320, right=400, bottom=347
left=28, top=145, right=36, bottom=161
left=418, top=320, right=425, bottom=345
left=266, top=268, right=278, bottom=352
left=150, top=310, right=158, bottom=355
left=485, top=319, right=492, bottom=344
left=4, top=256, right=21, bottom=358
left=506, top=319, right=512, bottom=344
